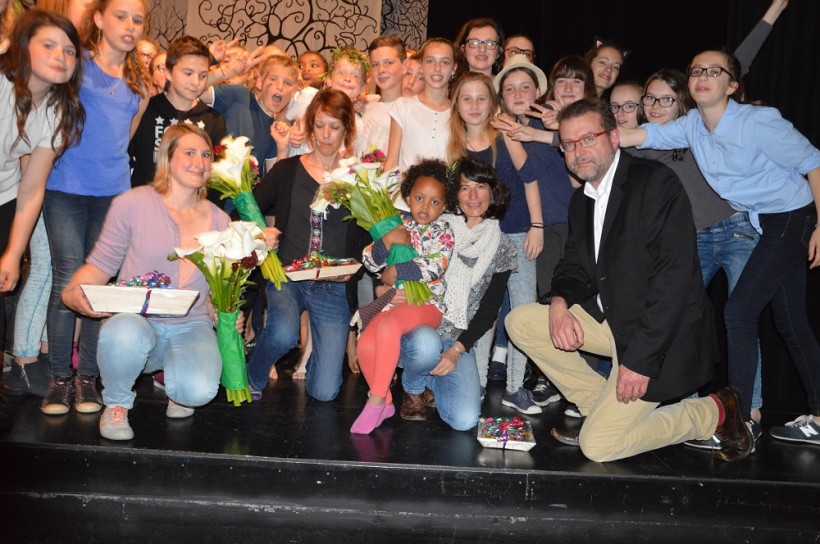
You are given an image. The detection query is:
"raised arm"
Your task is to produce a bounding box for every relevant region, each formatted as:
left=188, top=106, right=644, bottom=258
left=735, top=0, right=788, bottom=77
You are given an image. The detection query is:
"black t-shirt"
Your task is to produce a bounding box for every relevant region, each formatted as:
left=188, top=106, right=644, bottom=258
left=129, top=94, right=227, bottom=188
left=278, top=162, right=351, bottom=266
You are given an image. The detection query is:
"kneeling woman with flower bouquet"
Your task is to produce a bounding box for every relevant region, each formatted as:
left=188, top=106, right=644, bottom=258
left=247, top=89, right=370, bottom=402
left=61, top=125, right=278, bottom=440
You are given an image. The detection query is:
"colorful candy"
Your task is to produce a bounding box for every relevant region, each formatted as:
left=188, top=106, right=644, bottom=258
left=113, top=270, right=173, bottom=288
left=284, top=252, right=356, bottom=272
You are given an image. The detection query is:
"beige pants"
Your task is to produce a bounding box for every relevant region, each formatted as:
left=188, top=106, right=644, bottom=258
left=506, top=303, right=719, bottom=462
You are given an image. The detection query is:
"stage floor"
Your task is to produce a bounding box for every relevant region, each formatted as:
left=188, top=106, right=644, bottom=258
left=2, top=364, right=818, bottom=483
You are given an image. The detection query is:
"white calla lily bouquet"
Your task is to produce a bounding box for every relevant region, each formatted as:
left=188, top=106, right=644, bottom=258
left=208, top=135, right=287, bottom=290
left=308, top=147, right=432, bottom=305
left=169, top=221, right=268, bottom=406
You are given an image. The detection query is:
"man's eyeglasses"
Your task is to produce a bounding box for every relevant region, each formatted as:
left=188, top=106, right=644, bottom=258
left=559, top=130, right=612, bottom=153
left=610, top=102, right=639, bottom=114
left=641, top=96, right=677, bottom=107
left=504, top=47, right=534, bottom=60
left=687, top=66, right=730, bottom=78
left=465, top=38, right=500, bottom=50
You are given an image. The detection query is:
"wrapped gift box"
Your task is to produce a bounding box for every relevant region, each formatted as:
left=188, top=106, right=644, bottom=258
left=477, top=417, right=536, bottom=451
left=81, top=285, right=199, bottom=316
left=285, top=262, right=362, bottom=281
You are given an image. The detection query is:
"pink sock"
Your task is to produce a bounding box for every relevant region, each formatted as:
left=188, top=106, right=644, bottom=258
left=350, top=402, right=395, bottom=434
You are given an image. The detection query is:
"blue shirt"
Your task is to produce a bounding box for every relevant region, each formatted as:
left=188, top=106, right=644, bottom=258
left=524, top=119, right=573, bottom=226
left=47, top=55, right=140, bottom=196
left=467, top=137, right=538, bottom=234
left=212, top=85, right=277, bottom=176
left=641, top=100, right=820, bottom=231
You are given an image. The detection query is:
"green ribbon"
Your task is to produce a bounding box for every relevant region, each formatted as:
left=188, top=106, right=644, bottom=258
left=216, top=310, right=248, bottom=392
left=369, top=214, right=403, bottom=242
left=233, top=191, right=266, bottom=230
left=386, top=243, right=418, bottom=287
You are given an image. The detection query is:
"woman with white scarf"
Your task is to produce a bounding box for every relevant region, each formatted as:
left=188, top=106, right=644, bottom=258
left=394, top=156, right=517, bottom=431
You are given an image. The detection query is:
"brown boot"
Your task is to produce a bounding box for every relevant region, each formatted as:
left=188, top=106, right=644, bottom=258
left=422, top=388, right=436, bottom=408
left=400, top=392, right=427, bottom=421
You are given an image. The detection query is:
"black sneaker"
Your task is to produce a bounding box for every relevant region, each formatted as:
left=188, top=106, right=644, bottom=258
left=41, top=377, right=73, bottom=415
left=684, top=421, right=763, bottom=451
left=769, top=415, right=820, bottom=445
left=564, top=403, right=583, bottom=418
left=487, top=360, right=506, bottom=381
left=531, top=379, right=561, bottom=407
left=0, top=393, right=14, bottom=431
left=73, top=375, right=102, bottom=414
left=4, top=354, right=51, bottom=397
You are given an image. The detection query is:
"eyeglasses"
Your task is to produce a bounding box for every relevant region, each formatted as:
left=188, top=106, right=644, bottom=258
left=504, top=47, right=534, bottom=60
left=610, top=102, right=639, bottom=113
left=687, top=66, right=730, bottom=78
left=559, top=130, right=612, bottom=153
left=641, top=96, right=677, bottom=107
left=465, top=38, right=500, bottom=50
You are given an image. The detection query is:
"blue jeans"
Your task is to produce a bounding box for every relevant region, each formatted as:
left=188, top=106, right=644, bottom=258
left=697, top=212, right=762, bottom=410
left=725, top=204, right=820, bottom=418
left=399, top=326, right=481, bottom=431
left=13, top=214, right=50, bottom=357
left=98, top=314, right=221, bottom=409
left=43, top=190, right=113, bottom=378
left=247, top=280, right=351, bottom=401
left=501, top=232, right=537, bottom=392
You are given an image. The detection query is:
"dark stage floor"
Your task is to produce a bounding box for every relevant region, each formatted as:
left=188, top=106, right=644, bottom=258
left=2, top=364, right=818, bottom=482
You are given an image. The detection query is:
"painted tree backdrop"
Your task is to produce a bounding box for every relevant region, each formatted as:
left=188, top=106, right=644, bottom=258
left=146, top=0, right=428, bottom=55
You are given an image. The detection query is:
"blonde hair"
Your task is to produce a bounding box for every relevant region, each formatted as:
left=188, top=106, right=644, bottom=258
left=447, top=72, right=499, bottom=165
left=150, top=124, right=212, bottom=200
left=259, top=54, right=301, bottom=82
left=80, top=0, right=149, bottom=97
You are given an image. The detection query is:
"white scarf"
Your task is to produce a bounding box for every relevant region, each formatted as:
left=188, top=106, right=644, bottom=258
left=443, top=213, right=502, bottom=329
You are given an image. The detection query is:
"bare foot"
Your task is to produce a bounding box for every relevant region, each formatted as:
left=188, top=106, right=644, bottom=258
left=268, top=365, right=279, bottom=380
left=292, top=369, right=306, bottom=381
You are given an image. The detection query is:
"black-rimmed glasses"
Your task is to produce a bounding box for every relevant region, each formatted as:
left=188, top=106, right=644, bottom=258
left=610, top=102, right=639, bottom=113
left=641, top=96, right=677, bottom=107
left=687, top=66, right=730, bottom=78
left=465, top=38, right=500, bottom=50
left=559, top=130, right=612, bottom=153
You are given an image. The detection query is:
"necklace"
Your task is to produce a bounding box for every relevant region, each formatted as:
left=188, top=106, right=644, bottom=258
left=108, top=75, right=123, bottom=96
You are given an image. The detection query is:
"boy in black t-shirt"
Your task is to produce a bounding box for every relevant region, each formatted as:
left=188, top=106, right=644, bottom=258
left=129, top=36, right=226, bottom=195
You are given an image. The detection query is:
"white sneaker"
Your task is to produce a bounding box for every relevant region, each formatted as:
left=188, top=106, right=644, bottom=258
left=99, top=406, right=134, bottom=440
left=166, top=400, right=195, bottom=419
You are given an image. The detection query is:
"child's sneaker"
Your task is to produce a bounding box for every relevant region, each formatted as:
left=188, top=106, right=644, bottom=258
left=501, top=388, right=542, bottom=415
left=40, top=377, right=73, bottom=415
left=99, top=406, right=133, bottom=440
left=73, top=375, right=102, bottom=413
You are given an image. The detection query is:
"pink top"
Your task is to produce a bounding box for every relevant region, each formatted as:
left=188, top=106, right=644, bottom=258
left=87, top=185, right=230, bottom=323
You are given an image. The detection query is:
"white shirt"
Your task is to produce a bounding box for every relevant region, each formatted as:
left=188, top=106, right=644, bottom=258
left=582, top=149, right=621, bottom=311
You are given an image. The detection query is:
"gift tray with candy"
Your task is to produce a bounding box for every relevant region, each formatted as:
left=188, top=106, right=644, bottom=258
left=82, top=271, right=199, bottom=316
left=284, top=253, right=361, bottom=281
left=476, top=416, right=536, bottom=451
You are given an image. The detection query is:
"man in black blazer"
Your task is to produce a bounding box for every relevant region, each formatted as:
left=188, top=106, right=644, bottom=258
left=506, top=100, right=752, bottom=462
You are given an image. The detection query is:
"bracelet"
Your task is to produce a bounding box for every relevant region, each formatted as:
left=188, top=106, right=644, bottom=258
left=816, top=222, right=820, bottom=228
left=450, top=344, right=464, bottom=356
left=530, top=223, right=544, bottom=229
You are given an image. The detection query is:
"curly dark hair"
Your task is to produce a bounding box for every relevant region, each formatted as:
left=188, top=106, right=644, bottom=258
left=400, top=158, right=458, bottom=213
left=452, top=156, right=510, bottom=221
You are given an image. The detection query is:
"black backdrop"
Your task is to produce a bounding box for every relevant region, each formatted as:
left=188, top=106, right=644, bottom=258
left=428, top=0, right=818, bottom=145
left=428, top=0, right=820, bottom=414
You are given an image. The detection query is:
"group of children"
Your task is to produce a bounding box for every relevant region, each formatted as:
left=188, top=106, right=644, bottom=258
left=0, top=0, right=818, bottom=449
